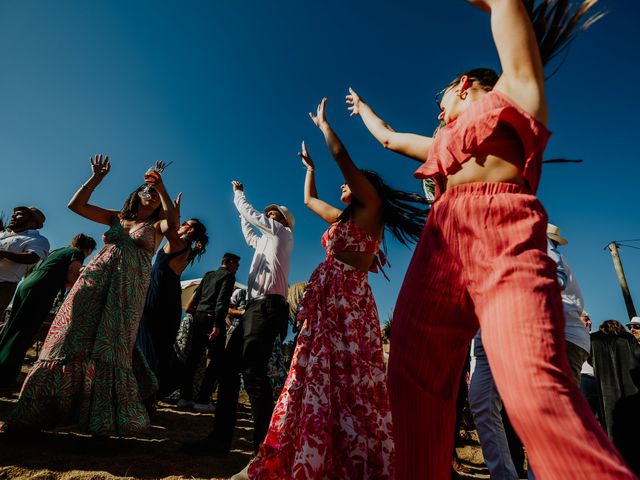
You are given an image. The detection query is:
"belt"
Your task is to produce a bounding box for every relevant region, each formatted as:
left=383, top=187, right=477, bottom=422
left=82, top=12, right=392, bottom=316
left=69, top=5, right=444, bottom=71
left=246, top=294, right=286, bottom=306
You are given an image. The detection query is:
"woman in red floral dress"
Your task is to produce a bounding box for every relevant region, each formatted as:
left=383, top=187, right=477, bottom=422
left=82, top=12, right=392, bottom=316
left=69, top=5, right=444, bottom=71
left=232, top=99, right=428, bottom=480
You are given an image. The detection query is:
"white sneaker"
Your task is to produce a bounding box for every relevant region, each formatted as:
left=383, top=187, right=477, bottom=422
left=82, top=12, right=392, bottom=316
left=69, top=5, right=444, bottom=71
left=229, top=463, right=250, bottom=480
left=177, top=399, right=195, bottom=409
left=193, top=402, right=216, bottom=413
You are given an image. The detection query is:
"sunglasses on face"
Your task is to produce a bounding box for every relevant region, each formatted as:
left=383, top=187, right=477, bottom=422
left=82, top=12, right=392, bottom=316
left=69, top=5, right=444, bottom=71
left=434, top=85, right=450, bottom=108
left=434, top=77, right=479, bottom=108
left=629, top=324, right=640, bottom=330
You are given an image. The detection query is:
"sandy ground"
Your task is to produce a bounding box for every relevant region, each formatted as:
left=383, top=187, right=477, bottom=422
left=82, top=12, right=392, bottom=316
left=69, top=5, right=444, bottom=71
left=0, top=356, right=490, bottom=480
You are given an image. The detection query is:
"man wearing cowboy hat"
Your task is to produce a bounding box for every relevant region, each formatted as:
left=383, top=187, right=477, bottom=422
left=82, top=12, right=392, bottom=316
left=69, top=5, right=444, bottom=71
left=182, top=181, right=294, bottom=456
left=0, top=206, right=50, bottom=318
left=546, top=223, right=590, bottom=386
left=626, top=316, right=640, bottom=343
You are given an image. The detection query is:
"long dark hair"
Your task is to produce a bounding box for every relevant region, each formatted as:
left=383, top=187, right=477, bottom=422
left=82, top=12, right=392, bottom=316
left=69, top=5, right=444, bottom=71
left=448, top=0, right=604, bottom=90
left=525, top=0, right=605, bottom=67
left=184, top=218, right=209, bottom=264
left=599, top=319, right=626, bottom=336
left=119, top=184, right=163, bottom=222
left=339, top=169, right=429, bottom=247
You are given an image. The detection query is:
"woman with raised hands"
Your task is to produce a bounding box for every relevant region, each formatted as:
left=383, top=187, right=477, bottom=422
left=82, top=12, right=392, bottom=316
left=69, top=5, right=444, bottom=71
left=137, top=211, right=209, bottom=399
left=232, top=98, right=427, bottom=480
left=349, top=1, right=634, bottom=478
left=3, top=154, right=179, bottom=436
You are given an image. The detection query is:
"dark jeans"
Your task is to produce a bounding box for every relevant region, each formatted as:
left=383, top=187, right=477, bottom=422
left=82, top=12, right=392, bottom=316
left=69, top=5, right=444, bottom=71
left=180, top=312, right=224, bottom=402
left=211, top=295, right=287, bottom=452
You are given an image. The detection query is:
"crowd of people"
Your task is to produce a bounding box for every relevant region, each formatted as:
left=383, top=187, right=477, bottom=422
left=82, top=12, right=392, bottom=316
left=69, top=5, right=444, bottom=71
left=1, top=1, right=639, bottom=479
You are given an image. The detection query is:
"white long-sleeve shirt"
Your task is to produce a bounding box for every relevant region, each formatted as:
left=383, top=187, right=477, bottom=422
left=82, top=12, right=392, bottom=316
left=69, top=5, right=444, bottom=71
left=234, top=190, right=293, bottom=300
left=547, top=239, right=590, bottom=353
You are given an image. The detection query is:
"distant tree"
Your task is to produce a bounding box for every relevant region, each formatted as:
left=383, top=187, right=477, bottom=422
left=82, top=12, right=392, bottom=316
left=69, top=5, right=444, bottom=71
left=382, top=311, right=392, bottom=343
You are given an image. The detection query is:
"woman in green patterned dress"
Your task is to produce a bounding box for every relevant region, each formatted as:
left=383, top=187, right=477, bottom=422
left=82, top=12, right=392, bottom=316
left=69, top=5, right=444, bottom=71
left=0, top=233, right=97, bottom=387
left=3, top=154, right=179, bottom=436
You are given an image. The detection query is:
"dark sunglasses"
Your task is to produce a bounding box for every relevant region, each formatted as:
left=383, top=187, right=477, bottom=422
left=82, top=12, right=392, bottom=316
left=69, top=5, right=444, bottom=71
left=629, top=324, right=640, bottom=330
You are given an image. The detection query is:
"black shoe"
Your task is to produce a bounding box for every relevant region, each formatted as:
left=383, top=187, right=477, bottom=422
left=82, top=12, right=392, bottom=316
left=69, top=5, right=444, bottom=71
left=180, top=436, right=229, bottom=456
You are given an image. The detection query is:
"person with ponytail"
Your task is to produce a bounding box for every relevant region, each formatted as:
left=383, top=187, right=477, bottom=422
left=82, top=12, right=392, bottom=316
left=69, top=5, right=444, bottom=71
left=348, top=1, right=634, bottom=478
left=137, top=216, right=209, bottom=398
left=231, top=98, right=427, bottom=480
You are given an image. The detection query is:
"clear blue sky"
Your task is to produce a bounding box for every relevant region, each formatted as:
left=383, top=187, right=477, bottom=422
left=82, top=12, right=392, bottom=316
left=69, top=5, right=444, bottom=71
left=1, top=0, right=638, bottom=329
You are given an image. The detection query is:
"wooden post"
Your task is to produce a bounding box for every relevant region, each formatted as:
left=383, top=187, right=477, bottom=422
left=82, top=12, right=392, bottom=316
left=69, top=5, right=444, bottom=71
left=607, top=242, right=637, bottom=320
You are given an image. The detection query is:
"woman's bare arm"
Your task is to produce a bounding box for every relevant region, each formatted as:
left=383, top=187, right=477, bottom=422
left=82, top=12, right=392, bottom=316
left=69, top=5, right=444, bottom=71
left=347, top=88, right=433, bottom=162
left=298, top=141, right=343, bottom=224
left=468, top=0, right=547, bottom=123
left=67, top=154, right=119, bottom=226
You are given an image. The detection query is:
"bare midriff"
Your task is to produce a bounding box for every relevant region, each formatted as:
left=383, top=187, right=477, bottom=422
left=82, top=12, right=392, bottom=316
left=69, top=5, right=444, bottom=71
left=446, top=154, right=526, bottom=189
left=333, top=251, right=377, bottom=273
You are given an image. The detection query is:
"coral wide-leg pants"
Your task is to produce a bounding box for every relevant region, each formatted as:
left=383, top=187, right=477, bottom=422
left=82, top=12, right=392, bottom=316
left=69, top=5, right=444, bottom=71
left=388, top=183, right=634, bottom=480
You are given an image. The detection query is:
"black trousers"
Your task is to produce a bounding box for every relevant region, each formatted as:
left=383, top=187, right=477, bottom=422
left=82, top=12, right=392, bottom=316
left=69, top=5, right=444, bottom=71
left=180, top=312, right=224, bottom=402
left=211, top=295, right=288, bottom=452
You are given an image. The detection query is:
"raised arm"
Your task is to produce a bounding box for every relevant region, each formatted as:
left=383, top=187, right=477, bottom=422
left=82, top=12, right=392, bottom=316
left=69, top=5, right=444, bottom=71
left=232, top=181, right=281, bottom=236
left=347, top=88, right=433, bottom=162
left=468, top=0, right=546, bottom=122
left=145, top=163, right=180, bottom=245
left=310, top=98, right=380, bottom=212
left=160, top=193, right=190, bottom=253
left=298, top=141, right=342, bottom=224
left=68, top=154, right=120, bottom=226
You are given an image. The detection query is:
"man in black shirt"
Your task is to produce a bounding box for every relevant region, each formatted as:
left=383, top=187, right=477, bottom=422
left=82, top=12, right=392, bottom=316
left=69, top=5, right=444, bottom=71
left=178, top=252, right=240, bottom=409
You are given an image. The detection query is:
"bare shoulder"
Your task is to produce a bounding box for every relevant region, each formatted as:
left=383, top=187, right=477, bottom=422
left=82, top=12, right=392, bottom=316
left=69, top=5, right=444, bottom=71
left=494, top=77, right=548, bottom=125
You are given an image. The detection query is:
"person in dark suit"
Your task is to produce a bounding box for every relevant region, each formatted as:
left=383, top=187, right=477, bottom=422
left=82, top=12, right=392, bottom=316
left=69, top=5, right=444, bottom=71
left=177, top=253, right=240, bottom=410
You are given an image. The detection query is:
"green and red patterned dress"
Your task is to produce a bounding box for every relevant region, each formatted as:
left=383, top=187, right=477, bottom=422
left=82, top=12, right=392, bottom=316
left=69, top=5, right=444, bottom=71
left=6, top=220, right=157, bottom=436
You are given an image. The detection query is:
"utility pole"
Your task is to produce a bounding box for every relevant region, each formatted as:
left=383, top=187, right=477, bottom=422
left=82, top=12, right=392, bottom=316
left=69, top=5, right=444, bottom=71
left=607, top=242, right=637, bottom=320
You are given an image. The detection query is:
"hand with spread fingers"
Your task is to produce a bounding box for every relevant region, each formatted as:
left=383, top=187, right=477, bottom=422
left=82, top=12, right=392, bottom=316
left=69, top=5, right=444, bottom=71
left=90, top=154, right=110, bottom=179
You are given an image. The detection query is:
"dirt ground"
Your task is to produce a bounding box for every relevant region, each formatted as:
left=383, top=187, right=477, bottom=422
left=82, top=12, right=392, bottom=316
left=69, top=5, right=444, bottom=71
left=0, top=359, right=490, bottom=480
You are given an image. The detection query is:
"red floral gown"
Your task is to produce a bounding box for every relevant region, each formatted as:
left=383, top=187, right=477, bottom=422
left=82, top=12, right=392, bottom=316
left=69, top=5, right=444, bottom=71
left=248, top=218, right=394, bottom=479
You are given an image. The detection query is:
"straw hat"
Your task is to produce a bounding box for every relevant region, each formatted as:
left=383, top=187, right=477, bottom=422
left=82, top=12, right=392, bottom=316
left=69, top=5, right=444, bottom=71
left=264, top=204, right=295, bottom=230
left=547, top=223, right=568, bottom=246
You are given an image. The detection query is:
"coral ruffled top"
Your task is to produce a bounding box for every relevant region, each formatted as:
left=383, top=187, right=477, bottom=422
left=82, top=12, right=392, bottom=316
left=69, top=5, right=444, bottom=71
left=414, top=90, right=551, bottom=198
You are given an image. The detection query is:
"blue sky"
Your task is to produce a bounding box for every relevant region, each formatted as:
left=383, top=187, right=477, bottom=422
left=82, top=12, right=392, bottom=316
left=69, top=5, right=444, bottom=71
left=1, top=0, right=638, bottom=329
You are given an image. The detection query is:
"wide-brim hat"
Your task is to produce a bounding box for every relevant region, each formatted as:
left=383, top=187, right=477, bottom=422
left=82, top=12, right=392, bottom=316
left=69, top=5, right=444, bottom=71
left=627, top=316, right=640, bottom=327
left=264, top=204, right=295, bottom=230
left=547, top=223, right=568, bottom=246
left=13, top=206, right=45, bottom=229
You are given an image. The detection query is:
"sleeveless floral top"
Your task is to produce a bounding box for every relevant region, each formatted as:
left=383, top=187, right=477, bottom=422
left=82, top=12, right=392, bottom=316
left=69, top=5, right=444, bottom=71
left=321, top=218, right=388, bottom=276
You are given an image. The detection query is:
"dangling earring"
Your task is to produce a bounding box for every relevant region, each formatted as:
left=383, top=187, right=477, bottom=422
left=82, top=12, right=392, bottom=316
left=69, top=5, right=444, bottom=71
left=456, top=89, right=468, bottom=100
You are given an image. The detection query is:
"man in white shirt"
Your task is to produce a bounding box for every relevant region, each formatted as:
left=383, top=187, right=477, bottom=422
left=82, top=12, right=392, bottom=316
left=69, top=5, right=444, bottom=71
left=0, top=206, right=50, bottom=318
left=546, top=224, right=590, bottom=385
left=182, top=181, right=294, bottom=456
